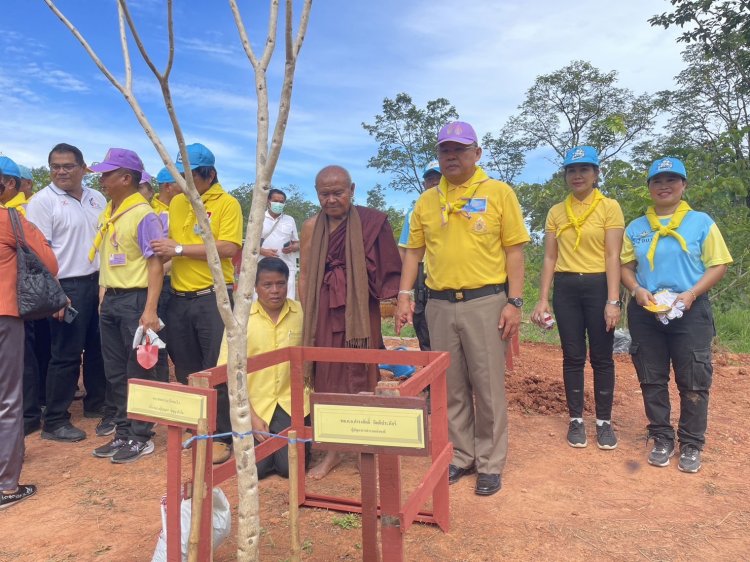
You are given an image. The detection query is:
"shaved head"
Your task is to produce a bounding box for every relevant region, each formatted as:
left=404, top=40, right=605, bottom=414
left=315, top=165, right=352, bottom=188
left=314, top=165, right=354, bottom=220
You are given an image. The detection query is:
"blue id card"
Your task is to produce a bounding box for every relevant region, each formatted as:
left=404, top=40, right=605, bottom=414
left=109, top=253, right=127, bottom=267
left=463, top=197, right=487, bottom=214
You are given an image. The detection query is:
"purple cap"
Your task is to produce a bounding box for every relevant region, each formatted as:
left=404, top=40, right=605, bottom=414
left=437, top=121, right=478, bottom=145
left=89, top=148, right=145, bottom=174
left=141, top=171, right=152, bottom=183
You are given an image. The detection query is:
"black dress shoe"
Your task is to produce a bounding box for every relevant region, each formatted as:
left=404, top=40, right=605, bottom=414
left=475, top=473, right=502, bottom=496
left=41, top=424, right=86, bottom=443
left=448, top=464, right=475, bottom=485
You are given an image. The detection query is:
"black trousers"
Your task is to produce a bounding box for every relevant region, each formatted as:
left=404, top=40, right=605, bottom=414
left=44, top=274, right=106, bottom=431
left=552, top=272, right=615, bottom=420
left=256, top=405, right=311, bottom=479
left=100, top=290, right=169, bottom=442
left=167, top=290, right=232, bottom=444
left=413, top=262, right=431, bottom=351
left=628, top=296, right=714, bottom=449
left=22, top=319, right=51, bottom=429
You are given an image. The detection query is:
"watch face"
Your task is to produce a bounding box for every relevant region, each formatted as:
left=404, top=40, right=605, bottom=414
left=508, top=297, right=524, bottom=308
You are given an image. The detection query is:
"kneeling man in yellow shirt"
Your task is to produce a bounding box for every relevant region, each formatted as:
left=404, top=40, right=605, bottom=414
left=218, top=257, right=310, bottom=478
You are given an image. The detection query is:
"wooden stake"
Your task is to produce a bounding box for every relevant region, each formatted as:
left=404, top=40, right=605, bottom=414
left=288, top=430, right=301, bottom=561
left=187, top=418, right=209, bottom=562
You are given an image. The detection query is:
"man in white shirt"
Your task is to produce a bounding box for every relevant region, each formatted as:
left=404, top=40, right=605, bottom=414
left=26, top=143, right=108, bottom=443
left=259, top=189, right=300, bottom=299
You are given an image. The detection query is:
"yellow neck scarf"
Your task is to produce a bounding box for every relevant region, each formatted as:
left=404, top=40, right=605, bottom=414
left=644, top=200, right=692, bottom=270
left=183, top=183, right=224, bottom=235
left=437, top=167, right=488, bottom=225
left=556, top=189, right=604, bottom=251
left=88, top=192, right=149, bottom=262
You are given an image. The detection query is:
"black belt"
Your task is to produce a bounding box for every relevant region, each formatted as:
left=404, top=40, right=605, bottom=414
left=428, top=284, right=503, bottom=303
left=61, top=272, right=99, bottom=282
left=105, top=287, right=146, bottom=296
left=554, top=272, right=606, bottom=277
left=170, top=286, right=231, bottom=298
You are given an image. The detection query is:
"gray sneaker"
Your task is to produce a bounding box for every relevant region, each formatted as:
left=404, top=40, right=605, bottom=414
left=596, top=422, right=618, bottom=450
left=678, top=444, right=701, bottom=473
left=567, top=420, right=587, bottom=448
left=647, top=437, right=675, bottom=467
left=111, top=440, right=154, bottom=464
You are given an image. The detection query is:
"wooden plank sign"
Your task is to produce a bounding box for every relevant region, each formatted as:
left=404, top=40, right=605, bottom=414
left=128, top=381, right=207, bottom=427
left=311, top=393, right=429, bottom=456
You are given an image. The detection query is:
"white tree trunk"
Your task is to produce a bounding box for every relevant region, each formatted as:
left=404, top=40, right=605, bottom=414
left=44, top=1, right=313, bottom=560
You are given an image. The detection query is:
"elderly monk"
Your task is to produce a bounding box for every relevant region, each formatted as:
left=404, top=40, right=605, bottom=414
left=299, top=165, right=401, bottom=479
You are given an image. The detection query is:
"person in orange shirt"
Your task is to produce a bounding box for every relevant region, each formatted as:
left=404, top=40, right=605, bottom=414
left=0, top=163, right=60, bottom=509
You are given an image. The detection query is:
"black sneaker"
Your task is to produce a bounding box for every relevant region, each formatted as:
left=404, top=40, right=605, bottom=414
left=0, top=484, right=37, bottom=510
left=567, top=420, right=587, bottom=448
left=596, top=422, right=618, bottom=450
left=41, top=424, right=86, bottom=443
left=647, top=437, right=675, bottom=467
left=95, top=417, right=116, bottom=437
left=678, top=444, right=701, bottom=473
left=111, top=440, right=154, bottom=464
left=92, top=438, right=128, bottom=458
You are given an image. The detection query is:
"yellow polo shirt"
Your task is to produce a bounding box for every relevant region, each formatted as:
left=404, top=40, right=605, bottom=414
left=217, top=299, right=309, bottom=425
left=405, top=167, right=530, bottom=290
left=151, top=196, right=169, bottom=215
left=98, top=200, right=158, bottom=289
left=4, top=192, right=27, bottom=217
left=168, top=183, right=243, bottom=292
left=545, top=192, right=624, bottom=273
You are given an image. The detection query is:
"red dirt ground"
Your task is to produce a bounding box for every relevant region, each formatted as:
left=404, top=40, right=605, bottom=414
left=3, top=341, right=749, bottom=561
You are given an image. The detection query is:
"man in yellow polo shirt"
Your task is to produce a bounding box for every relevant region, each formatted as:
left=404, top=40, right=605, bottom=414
left=396, top=121, right=530, bottom=497
left=152, top=143, right=242, bottom=464
left=87, top=148, right=166, bottom=464
left=218, top=257, right=310, bottom=478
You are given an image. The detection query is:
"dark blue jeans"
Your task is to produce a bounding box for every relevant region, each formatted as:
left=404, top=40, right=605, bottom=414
left=44, top=274, right=106, bottom=431
left=552, top=272, right=615, bottom=420
left=628, top=296, right=714, bottom=449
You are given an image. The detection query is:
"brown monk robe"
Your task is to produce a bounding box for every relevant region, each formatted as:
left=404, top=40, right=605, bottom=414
left=303, top=205, right=401, bottom=394
left=300, top=165, right=401, bottom=480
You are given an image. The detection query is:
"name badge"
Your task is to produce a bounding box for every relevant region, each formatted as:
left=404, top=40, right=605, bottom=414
left=463, top=197, right=487, bottom=214
left=109, top=253, right=127, bottom=267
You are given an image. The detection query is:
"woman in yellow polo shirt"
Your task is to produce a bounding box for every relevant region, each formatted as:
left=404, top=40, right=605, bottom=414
left=532, top=146, right=624, bottom=450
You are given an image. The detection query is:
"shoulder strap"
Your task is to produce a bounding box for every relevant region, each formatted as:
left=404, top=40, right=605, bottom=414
left=7, top=208, right=27, bottom=249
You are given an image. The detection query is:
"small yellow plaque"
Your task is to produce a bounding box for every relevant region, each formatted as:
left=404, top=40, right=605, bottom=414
left=128, top=383, right=207, bottom=426
left=313, top=404, right=425, bottom=449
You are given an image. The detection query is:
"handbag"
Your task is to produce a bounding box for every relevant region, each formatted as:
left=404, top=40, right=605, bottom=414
left=7, top=208, right=68, bottom=320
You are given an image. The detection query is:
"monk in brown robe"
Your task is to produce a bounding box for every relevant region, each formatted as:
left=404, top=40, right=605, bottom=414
left=300, top=165, right=401, bottom=479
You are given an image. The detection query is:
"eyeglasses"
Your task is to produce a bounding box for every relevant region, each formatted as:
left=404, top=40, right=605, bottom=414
left=437, top=145, right=477, bottom=156
left=50, top=163, right=80, bottom=172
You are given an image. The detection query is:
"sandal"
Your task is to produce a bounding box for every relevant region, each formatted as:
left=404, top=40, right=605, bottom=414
left=0, top=484, right=37, bottom=510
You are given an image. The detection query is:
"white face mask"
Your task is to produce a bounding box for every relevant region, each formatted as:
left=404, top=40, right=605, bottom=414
left=269, top=201, right=285, bottom=214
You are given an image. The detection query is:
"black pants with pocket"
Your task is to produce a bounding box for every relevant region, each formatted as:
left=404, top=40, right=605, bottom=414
left=552, top=272, right=615, bottom=420
left=256, top=405, right=311, bottom=479
left=100, top=289, right=169, bottom=442
left=627, top=296, right=714, bottom=449
left=167, top=290, right=233, bottom=444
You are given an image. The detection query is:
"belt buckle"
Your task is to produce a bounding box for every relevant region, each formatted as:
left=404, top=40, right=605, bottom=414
left=454, top=291, right=464, bottom=301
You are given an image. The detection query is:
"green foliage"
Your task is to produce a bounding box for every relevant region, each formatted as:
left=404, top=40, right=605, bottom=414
left=381, top=317, right=416, bottom=338
left=362, top=92, right=458, bottom=194
left=31, top=166, right=50, bottom=193
left=713, top=307, right=750, bottom=353
left=485, top=61, right=659, bottom=170
left=365, top=184, right=406, bottom=241
left=332, top=514, right=361, bottom=530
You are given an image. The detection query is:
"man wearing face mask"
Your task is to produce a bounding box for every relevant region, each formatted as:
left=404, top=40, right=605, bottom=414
left=260, top=189, right=300, bottom=300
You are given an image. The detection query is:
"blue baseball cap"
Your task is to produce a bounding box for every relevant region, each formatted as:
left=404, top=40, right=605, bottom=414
left=156, top=166, right=175, bottom=184
left=175, top=143, right=215, bottom=172
left=647, top=157, right=687, bottom=182
left=17, top=164, right=32, bottom=180
left=0, top=156, right=21, bottom=178
left=563, top=145, right=599, bottom=167
left=422, top=161, right=441, bottom=178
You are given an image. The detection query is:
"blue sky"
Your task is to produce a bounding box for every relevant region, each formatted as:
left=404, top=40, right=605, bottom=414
left=1, top=0, right=685, bottom=210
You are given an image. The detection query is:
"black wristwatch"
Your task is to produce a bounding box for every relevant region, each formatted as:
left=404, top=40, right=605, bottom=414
left=507, top=297, right=524, bottom=308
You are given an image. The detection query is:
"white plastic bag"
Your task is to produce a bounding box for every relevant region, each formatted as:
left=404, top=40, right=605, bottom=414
left=151, top=487, right=232, bottom=562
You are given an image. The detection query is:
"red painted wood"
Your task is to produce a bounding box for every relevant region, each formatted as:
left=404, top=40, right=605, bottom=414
left=360, top=453, right=380, bottom=562
left=378, top=455, right=403, bottom=562
left=400, top=444, right=452, bottom=533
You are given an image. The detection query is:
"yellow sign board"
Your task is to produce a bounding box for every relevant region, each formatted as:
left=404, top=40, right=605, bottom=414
left=128, top=383, right=207, bottom=426
left=313, top=404, right=425, bottom=449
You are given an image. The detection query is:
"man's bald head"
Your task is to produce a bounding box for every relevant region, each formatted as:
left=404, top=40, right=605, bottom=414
left=315, top=165, right=355, bottom=220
